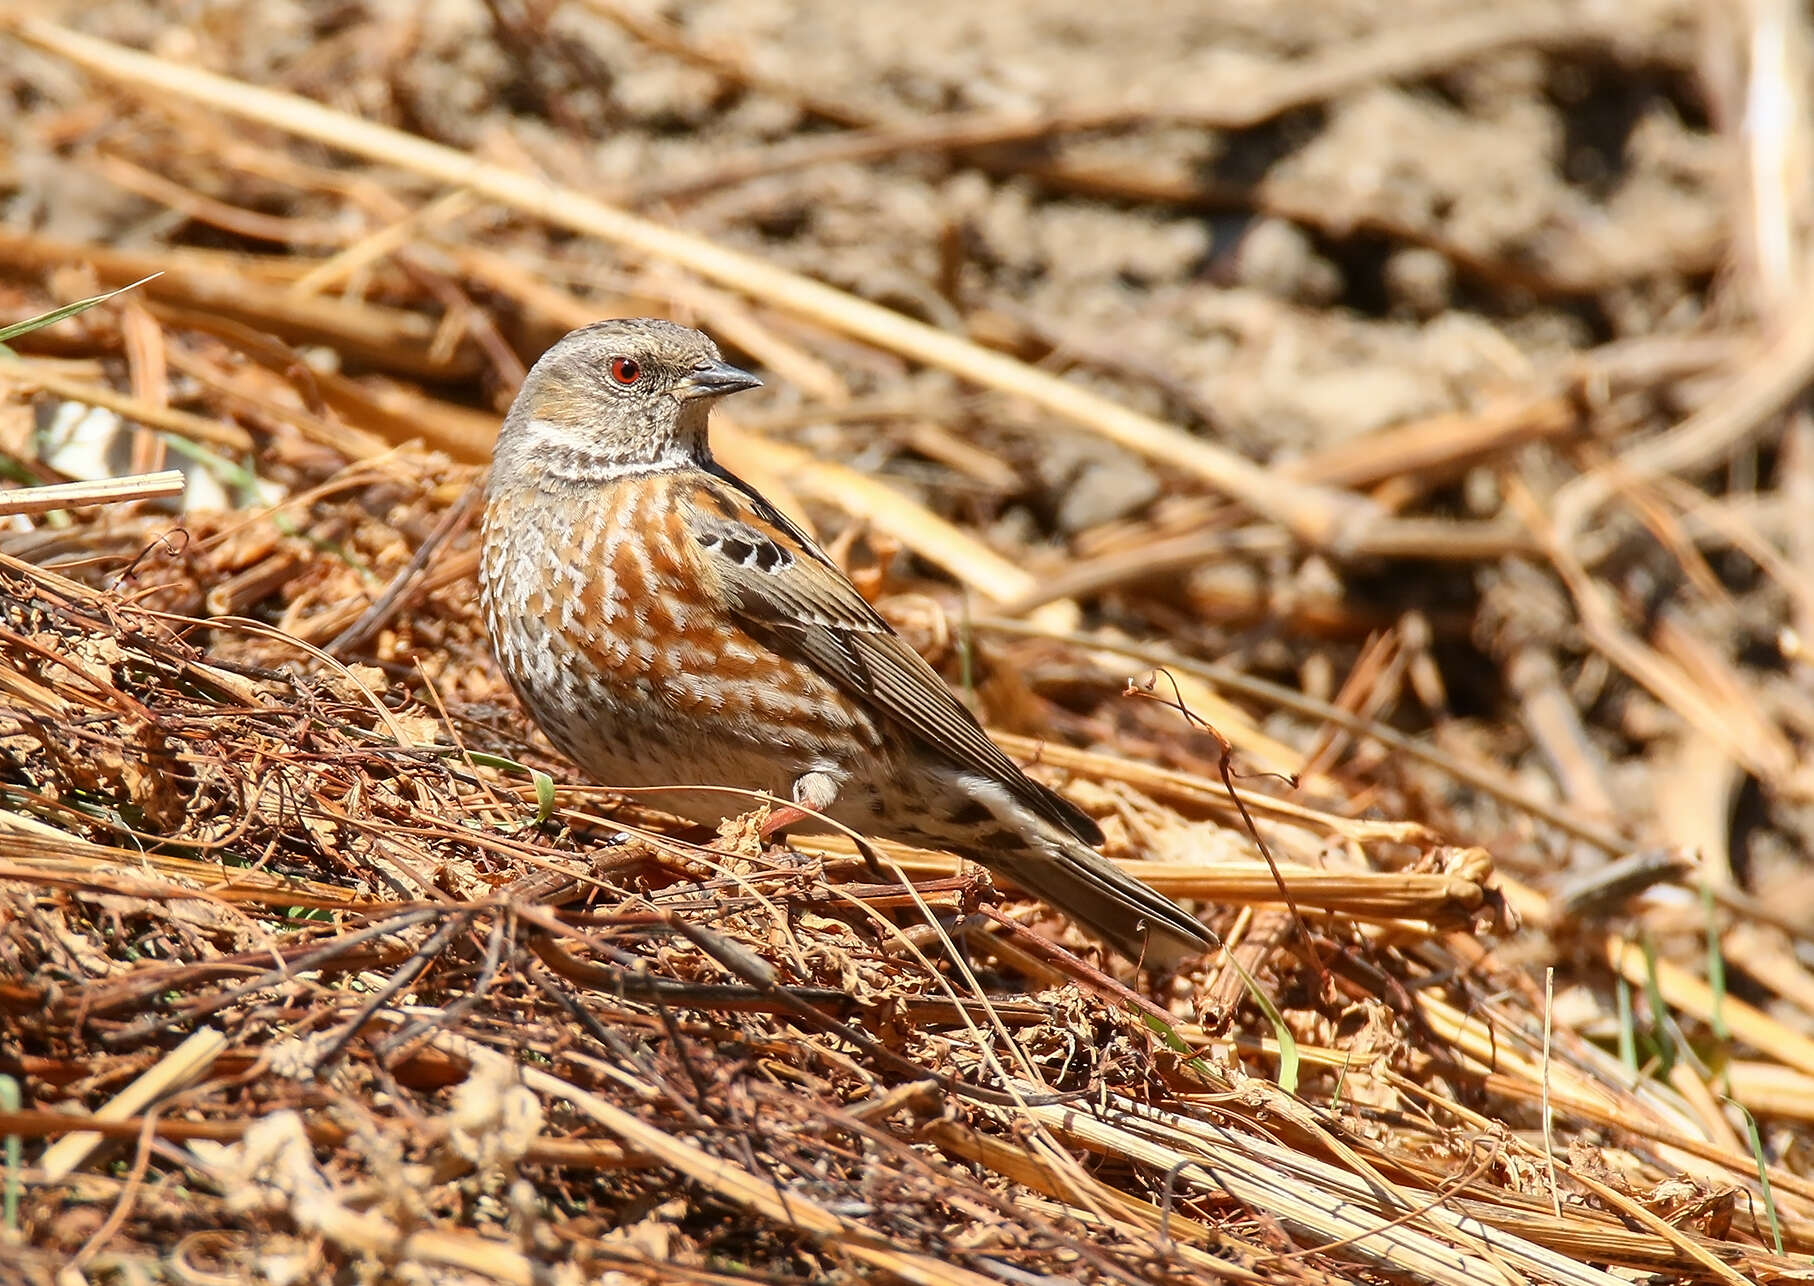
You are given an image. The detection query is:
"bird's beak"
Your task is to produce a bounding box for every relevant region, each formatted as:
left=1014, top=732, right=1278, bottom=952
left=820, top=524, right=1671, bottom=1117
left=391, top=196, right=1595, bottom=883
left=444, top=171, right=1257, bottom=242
left=672, top=357, right=763, bottom=401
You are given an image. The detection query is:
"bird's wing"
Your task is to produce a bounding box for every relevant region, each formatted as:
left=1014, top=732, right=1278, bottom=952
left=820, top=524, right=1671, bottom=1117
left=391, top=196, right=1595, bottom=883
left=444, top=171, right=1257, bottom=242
left=680, top=468, right=1105, bottom=847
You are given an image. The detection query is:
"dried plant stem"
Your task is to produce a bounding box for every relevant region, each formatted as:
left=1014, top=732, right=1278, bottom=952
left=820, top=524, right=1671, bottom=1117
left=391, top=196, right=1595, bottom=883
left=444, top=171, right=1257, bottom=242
left=38, top=1029, right=227, bottom=1180
left=0, top=469, right=185, bottom=516
left=7, top=360, right=253, bottom=452
left=432, top=1034, right=1006, bottom=1286
left=1605, top=933, right=1814, bottom=1079
left=1554, top=298, right=1814, bottom=543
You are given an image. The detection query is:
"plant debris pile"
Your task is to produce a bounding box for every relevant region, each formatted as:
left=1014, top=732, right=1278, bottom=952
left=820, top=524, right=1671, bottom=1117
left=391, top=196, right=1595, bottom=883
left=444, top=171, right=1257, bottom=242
left=0, top=0, right=1811, bottom=1282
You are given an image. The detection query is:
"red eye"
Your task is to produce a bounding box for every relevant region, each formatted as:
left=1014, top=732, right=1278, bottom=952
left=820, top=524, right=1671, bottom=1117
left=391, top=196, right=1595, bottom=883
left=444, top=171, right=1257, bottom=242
left=609, top=356, right=641, bottom=385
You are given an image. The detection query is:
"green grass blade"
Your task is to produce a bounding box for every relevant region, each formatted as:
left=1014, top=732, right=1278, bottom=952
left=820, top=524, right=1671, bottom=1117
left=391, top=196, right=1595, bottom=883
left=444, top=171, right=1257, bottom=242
left=0, top=273, right=162, bottom=348
left=466, top=751, right=558, bottom=824
left=1731, top=1100, right=1784, bottom=1254
left=0, top=1073, right=18, bottom=1232
left=1703, top=880, right=1729, bottom=1042
left=1615, top=974, right=1637, bottom=1074
left=1639, top=933, right=1676, bottom=1078
left=1224, top=951, right=1299, bottom=1094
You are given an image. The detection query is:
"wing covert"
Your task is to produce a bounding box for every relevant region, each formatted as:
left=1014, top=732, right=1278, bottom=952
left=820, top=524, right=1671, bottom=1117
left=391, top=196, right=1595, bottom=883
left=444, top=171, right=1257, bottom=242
left=682, top=477, right=1104, bottom=846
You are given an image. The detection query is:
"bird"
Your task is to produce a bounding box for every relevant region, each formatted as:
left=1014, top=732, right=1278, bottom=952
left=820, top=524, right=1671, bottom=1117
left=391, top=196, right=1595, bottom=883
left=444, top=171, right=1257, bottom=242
left=479, top=318, right=1216, bottom=967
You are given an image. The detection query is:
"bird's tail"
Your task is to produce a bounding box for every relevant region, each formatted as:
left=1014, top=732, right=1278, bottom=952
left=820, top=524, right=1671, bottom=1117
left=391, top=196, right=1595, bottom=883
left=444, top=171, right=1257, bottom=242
left=980, top=835, right=1217, bottom=969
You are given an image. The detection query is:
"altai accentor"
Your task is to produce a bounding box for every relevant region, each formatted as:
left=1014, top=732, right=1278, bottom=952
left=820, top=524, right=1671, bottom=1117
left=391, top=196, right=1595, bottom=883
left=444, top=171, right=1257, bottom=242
left=480, top=318, right=1214, bottom=966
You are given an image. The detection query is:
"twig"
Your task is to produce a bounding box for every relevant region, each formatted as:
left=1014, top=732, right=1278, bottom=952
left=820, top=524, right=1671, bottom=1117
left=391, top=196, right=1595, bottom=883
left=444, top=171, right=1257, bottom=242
left=978, top=615, right=1634, bottom=855
left=38, top=1028, right=227, bottom=1179
left=1604, top=933, right=1814, bottom=1079
left=1565, top=1165, right=1758, bottom=1286
left=0, top=470, right=185, bottom=517
left=1125, top=671, right=1328, bottom=991
left=1289, top=394, right=1579, bottom=495
left=1510, top=475, right=1798, bottom=786
left=1740, top=0, right=1811, bottom=316
left=0, top=226, right=473, bottom=382
left=290, top=188, right=479, bottom=297
left=1553, top=300, right=1814, bottom=545
left=329, top=480, right=482, bottom=656
left=1542, top=967, right=1561, bottom=1218
left=90, top=152, right=352, bottom=248
left=6, top=360, right=254, bottom=452
left=69, top=1109, right=160, bottom=1269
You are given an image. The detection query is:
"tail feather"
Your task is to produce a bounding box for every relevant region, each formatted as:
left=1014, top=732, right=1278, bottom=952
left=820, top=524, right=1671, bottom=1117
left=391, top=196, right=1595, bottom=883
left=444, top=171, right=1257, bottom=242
left=979, top=837, right=1216, bottom=969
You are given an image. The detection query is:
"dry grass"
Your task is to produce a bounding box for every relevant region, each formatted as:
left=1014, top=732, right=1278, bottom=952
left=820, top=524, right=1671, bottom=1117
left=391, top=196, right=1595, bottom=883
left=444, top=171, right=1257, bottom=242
left=1, top=4, right=1812, bottom=1283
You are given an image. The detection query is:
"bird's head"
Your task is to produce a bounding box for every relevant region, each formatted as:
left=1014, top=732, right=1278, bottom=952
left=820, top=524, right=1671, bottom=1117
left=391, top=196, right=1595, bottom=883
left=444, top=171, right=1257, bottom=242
left=492, top=318, right=761, bottom=485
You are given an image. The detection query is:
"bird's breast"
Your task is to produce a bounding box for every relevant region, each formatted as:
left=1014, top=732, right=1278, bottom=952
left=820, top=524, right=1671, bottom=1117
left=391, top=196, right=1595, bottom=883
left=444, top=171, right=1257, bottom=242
left=479, top=474, right=872, bottom=791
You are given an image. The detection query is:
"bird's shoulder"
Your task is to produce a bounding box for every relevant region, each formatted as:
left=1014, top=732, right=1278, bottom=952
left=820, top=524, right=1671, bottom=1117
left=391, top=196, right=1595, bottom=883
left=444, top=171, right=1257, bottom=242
left=670, top=464, right=887, bottom=631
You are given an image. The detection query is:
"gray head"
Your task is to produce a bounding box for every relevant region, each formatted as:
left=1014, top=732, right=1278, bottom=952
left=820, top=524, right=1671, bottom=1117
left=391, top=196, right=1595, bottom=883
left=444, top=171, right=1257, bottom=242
left=492, top=318, right=760, bottom=485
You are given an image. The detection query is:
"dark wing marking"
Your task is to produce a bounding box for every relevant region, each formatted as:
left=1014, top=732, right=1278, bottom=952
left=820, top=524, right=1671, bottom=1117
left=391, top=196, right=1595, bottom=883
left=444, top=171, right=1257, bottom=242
left=684, top=472, right=1104, bottom=847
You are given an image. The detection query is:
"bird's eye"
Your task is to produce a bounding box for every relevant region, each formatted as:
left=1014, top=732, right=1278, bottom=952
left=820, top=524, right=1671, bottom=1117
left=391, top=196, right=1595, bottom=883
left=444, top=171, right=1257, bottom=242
left=609, top=356, right=641, bottom=385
